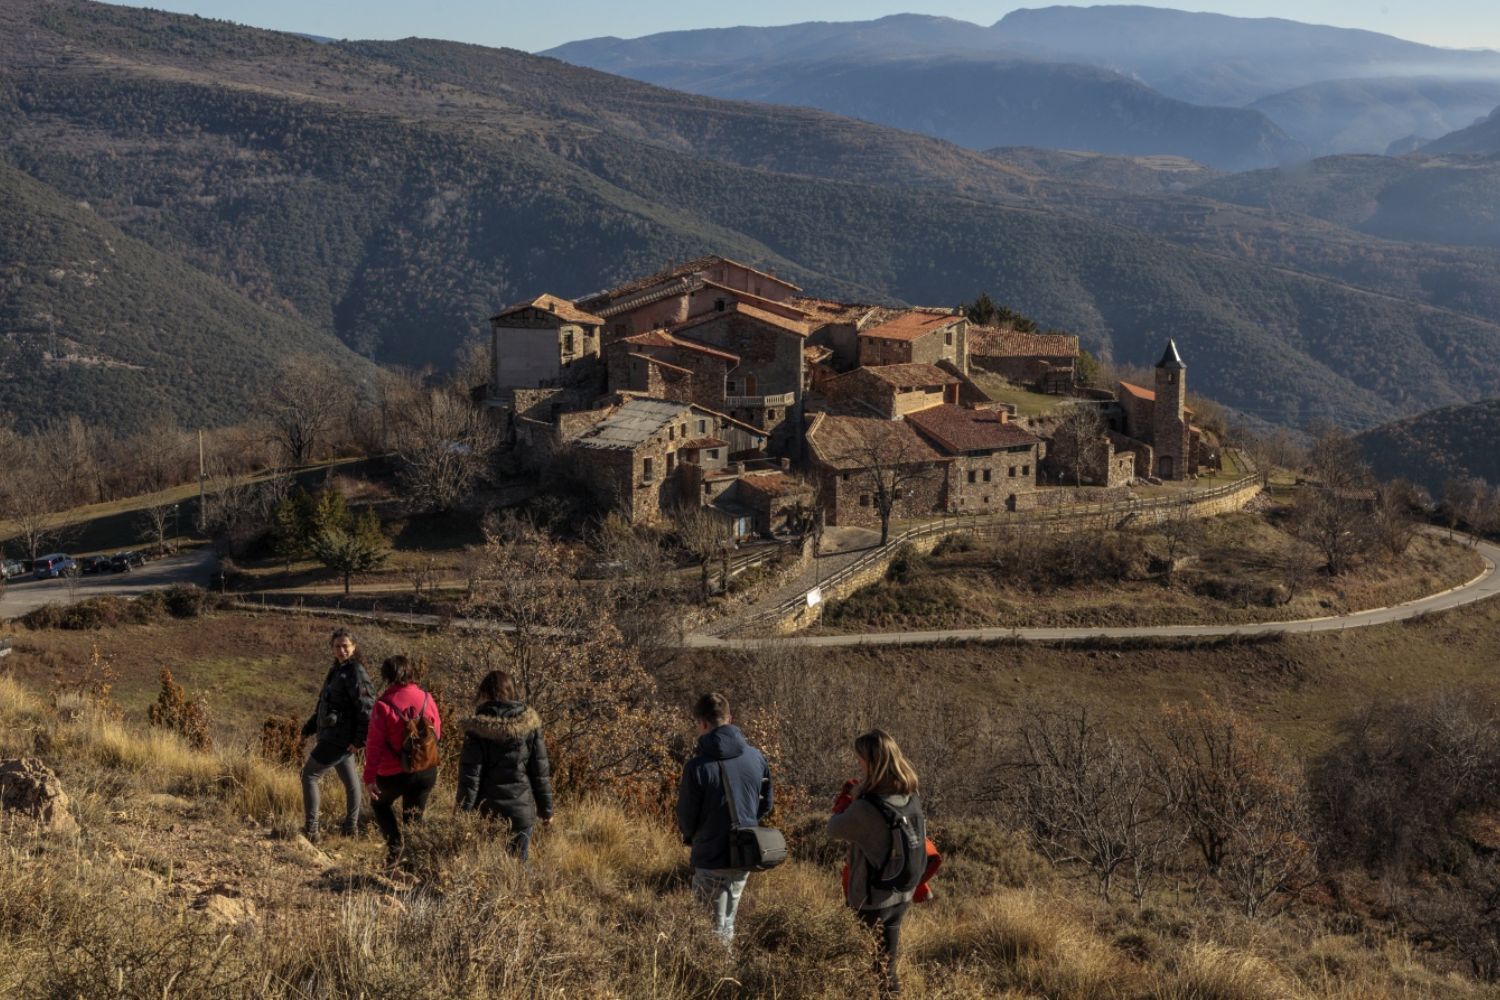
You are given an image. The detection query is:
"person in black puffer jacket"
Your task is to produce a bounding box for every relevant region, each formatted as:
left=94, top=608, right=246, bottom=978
left=456, top=669, right=554, bottom=859
left=300, top=627, right=375, bottom=840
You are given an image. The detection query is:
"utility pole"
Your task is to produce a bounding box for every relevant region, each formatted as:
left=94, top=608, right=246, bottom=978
left=196, top=429, right=206, bottom=533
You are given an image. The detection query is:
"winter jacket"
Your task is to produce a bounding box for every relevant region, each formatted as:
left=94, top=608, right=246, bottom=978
left=827, top=791, right=922, bottom=911
left=676, top=724, right=773, bottom=870
left=456, top=700, right=553, bottom=829
left=362, top=683, right=443, bottom=785
left=302, top=658, right=375, bottom=750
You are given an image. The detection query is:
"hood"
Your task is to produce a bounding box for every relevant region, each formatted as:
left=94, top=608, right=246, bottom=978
left=461, top=703, right=541, bottom=743
left=695, top=724, right=750, bottom=762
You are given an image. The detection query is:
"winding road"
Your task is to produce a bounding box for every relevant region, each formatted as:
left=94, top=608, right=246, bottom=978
left=681, top=530, right=1500, bottom=649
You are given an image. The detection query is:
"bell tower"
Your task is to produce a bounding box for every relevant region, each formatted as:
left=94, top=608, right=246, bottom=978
left=1152, top=339, right=1189, bottom=480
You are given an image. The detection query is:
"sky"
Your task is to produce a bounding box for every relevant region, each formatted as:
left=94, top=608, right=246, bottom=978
left=99, top=1, right=1500, bottom=54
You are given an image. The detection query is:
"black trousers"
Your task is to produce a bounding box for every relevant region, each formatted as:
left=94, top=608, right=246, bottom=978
left=858, top=901, right=910, bottom=995
left=370, top=767, right=438, bottom=852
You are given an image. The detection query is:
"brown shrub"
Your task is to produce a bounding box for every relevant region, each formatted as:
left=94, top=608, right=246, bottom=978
left=147, top=668, right=212, bottom=751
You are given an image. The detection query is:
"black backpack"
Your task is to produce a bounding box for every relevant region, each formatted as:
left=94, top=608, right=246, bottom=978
left=716, top=760, right=787, bottom=872
left=865, top=792, right=925, bottom=893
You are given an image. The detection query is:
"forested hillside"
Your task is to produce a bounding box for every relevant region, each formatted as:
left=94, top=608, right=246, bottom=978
left=0, top=160, right=368, bottom=432
left=6, top=1, right=1500, bottom=431
left=1421, top=107, right=1500, bottom=154
left=1356, top=399, right=1500, bottom=493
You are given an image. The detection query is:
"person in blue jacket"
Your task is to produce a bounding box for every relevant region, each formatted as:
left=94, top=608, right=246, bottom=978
left=675, top=691, right=773, bottom=944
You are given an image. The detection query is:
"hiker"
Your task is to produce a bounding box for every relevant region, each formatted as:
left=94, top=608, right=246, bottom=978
left=456, top=669, right=553, bottom=860
left=300, top=627, right=375, bottom=841
left=827, top=729, right=926, bottom=997
left=676, top=692, right=773, bottom=944
left=363, top=655, right=442, bottom=865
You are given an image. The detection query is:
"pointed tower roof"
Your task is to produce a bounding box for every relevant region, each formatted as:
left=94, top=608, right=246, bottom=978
left=1156, top=339, right=1185, bottom=370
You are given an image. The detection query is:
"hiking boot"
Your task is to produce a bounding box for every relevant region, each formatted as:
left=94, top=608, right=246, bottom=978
left=339, top=820, right=359, bottom=837
left=302, top=826, right=320, bottom=844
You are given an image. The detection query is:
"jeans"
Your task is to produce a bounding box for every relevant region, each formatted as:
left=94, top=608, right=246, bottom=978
left=301, top=742, right=360, bottom=833
left=858, top=902, right=910, bottom=995
left=370, top=767, right=437, bottom=854
left=693, top=868, right=750, bottom=943
left=508, top=825, right=533, bottom=862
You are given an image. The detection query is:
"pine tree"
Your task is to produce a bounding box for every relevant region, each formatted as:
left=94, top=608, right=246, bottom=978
left=310, top=506, right=388, bottom=594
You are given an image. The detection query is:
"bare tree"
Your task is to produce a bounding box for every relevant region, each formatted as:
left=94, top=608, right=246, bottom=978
left=1442, top=476, right=1489, bottom=543
left=1, top=465, right=68, bottom=561
left=386, top=379, right=502, bottom=513
left=263, top=355, right=351, bottom=468
left=851, top=421, right=940, bottom=545
left=1049, top=404, right=1107, bottom=487
left=1157, top=499, right=1201, bottom=584
left=1000, top=705, right=1180, bottom=903
left=34, top=415, right=103, bottom=507
left=594, top=513, right=682, bottom=665
left=1371, top=480, right=1426, bottom=559
left=673, top=505, right=735, bottom=602
left=1292, top=428, right=1377, bottom=574
left=1153, top=696, right=1316, bottom=916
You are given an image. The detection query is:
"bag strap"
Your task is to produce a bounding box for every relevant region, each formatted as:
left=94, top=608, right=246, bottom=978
left=715, top=759, right=741, bottom=829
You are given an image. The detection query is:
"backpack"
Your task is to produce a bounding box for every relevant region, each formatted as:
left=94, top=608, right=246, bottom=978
left=865, top=792, right=925, bottom=893
left=716, top=759, right=787, bottom=872
left=399, top=692, right=440, bottom=773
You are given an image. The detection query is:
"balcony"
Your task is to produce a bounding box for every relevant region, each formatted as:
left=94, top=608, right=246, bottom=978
left=724, top=391, right=795, bottom=408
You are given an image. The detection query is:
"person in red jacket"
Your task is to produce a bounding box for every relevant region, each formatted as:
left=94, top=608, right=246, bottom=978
left=362, top=655, right=442, bottom=865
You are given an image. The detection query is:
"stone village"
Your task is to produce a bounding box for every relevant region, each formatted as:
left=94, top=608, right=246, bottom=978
left=482, top=256, right=1219, bottom=540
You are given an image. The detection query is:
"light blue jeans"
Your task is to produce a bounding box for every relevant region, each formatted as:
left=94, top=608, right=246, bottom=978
left=693, top=868, right=750, bottom=943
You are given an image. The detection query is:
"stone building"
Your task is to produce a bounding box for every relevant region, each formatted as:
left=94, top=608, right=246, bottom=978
left=604, top=330, right=738, bottom=409
left=857, top=310, right=969, bottom=373
left=578, top=256, right=803, bottom=343
left=566, top=398, right=770, bottom=526
left=821, top=363, right=960, bottom=419
left=486, top=294, right=605, bottom=405
left=969, top=328, right=1079, bottom=392
left=805, top=413, right=948, bottom=528
left=1115, top=340, right=1202, bottom=481
left=906, top=405, right=1044, bottom=512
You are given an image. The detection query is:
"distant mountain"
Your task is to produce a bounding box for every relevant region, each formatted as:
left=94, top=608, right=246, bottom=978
left=8, top=2, right=1500, bottom=432
left=1249, top=78, right=1500, bottom=155
left=1194, top=154, right=1500, bottom=249
left=1355, top=399, right=1500, bottom=493
left=1421, top=106, right=1500, bottom=154
left=991, top=6, right=1500, bottom=106
left=544, top=24, right=1305, bottom=171
left=982, top=148, right=1221, bottom=194
left=0, top=161, right=369, bottom=432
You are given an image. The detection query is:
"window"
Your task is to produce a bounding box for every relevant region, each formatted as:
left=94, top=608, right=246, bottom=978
left=697, top=419, right=707, bottom=434
left=842, top=473, right=850, bottom=482
left=562, top=332, right=575, bottom=354
left=945, top=331, right=953, bottom=346
left=666, top=453, right=675, bottom=474
left=643, top=457, right=654, bottom=481
left=681, top=424, right=688, bottom=438
left=708, top=449, right=720, bottom=460
left=983, top=495, right=990, bottom=504
left=1022, top=465, right=1031, bottom=476
left=668, top=426, right=675, bottom=441
left=967, top=470, right=976, bottom=484
left=1008, top=466, right=1017, bottom=478
left=727, top=379, right=738, bottom=394
left=745, top=374, right=758, bottom=395
left=983, top=469, right=992, bottom=483
left=766, top=408, right=777, bottom=421
left=859, top=494, right=871, bottom=507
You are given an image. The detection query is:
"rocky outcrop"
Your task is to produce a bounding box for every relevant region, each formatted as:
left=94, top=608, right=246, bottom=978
left=0, top=757, right=78, bottom=834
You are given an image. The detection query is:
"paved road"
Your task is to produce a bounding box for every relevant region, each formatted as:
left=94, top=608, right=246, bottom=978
left=682, top=531, right=1500, bottom=649
left=0, top=549, right=217, bottom=620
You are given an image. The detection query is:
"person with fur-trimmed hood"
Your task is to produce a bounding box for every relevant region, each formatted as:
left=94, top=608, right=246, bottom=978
left=456, top=669, right=553, bottom=859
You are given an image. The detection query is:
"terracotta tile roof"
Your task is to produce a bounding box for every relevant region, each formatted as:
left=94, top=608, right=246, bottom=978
left=789, top=297, right=883, bottom=324
left=700, top=280, right=810, bottom=320
left=969, top=327, right=1080, bottom=358
left=906, top=405, right=1041, bottom=455
left=583, top=255, right=799, bottom=307
left=1118, top=381, right=1156, bottom=402
left=621, top=330, right=739, bottom=364
left=859, top=310, right=963, bottom=342
left=672, top=301, right=812, bottom=338
left=806, top=413, right=946, bottom=471
left=737, top=472, right=811, bottom=498
left=860, top=363, right=960, bottom=389
left=491, top=293, right=603, bottom=326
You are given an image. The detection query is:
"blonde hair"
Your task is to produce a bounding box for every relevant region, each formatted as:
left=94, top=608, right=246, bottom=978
left=854, top=729, right=918, bottom=796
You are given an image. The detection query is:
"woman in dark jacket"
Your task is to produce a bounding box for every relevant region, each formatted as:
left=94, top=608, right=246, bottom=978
left=457, top=669, right=554, bottom=859
left=300, top=627, right=375, bottom=841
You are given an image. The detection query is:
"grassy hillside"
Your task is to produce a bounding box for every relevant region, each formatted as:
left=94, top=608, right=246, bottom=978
left=0, top=160, right=368, bottom=432
left=1355, top=398, right=1500, bottom=492
left=6, top=2, right=1500, bottom=430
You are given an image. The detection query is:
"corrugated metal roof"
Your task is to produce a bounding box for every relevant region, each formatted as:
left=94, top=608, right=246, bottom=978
left=575, top=399, right=688, bottom=450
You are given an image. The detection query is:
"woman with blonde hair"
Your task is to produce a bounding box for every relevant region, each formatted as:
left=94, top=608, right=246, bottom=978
left=827, top=729, right=926, bottom=996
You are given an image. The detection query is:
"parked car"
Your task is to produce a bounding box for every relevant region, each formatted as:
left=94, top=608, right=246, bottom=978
left=120, top=550, right=147, bottom=568
left=0, top=560, right=25, bottom=581
left=32, top=554, right=77, bottom=579
left=107, top=552, right=134, bottom=573
left=80, top=555, right=111, bottom=575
